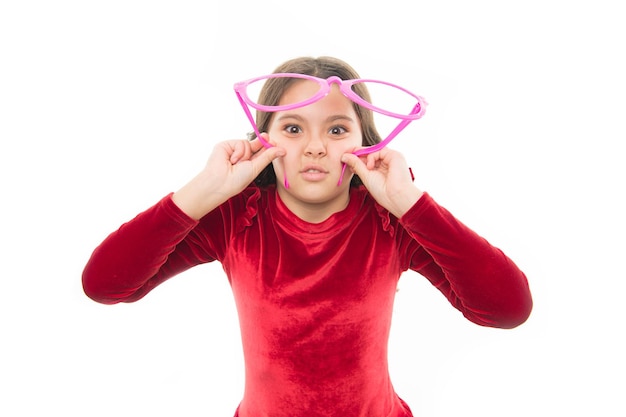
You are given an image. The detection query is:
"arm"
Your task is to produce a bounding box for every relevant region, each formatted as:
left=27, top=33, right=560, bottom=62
left=342, top=148, right=532, bottom=328
left=341, top=147, right=423, bottom=219
left=82, top=138, right=285, bottom=304
left=173, top=137, right=285, bottom=220
left=402, top=194, right=532, bottom=329
left=82, top=194, right=202, bottom=304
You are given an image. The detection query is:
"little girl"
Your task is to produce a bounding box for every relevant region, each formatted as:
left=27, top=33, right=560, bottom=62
left=82, top=56, right=532, bottom=417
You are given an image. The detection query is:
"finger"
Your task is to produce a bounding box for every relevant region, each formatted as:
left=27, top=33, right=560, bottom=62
left=229, top=140, right=248, bottom=164
left=341, top=153, right=369, bottom=179
left=366, top=152, right=379, bottom=170
left=258, top=132, right=275, bottom=148
left=247, top=133, right=273, bottom=158
left=249, top=137, right=265, bottom=153
left=251, top=145, right=286, bottom=176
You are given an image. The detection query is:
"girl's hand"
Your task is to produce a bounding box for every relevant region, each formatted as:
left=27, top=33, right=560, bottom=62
left=173, top=138, right=285, bottom=219
left=341, top=148, right=423, bottom=218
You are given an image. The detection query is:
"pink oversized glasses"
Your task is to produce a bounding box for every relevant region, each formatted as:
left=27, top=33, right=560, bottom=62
left=234, top=73, right=427, bottom=186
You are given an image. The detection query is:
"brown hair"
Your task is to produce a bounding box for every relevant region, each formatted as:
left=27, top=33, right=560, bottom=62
left=250, top=56, right=382, bottom=186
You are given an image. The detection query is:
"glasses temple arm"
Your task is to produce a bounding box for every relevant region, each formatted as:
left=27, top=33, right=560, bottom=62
left=235, top=91, right=290, bottom=188
left=352, top=120, right=413, bottom=158
left=235, top=92, right=272, bottom=148
left=353, top=102, right=422, bottom=157
left=338, top=115, right=413, bottom=185
left=339, top=103, right=422, bottom=185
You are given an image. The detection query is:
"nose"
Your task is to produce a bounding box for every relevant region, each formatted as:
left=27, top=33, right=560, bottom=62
left=304, top=133, right=326, bottom=157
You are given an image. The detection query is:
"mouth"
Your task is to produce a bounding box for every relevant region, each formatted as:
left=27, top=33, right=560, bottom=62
left=300, top=165, right=329, bottom=174
left=300, top=165, right=329, bottom=181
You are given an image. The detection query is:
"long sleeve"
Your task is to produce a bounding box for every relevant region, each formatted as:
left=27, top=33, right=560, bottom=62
left=400, top=193, right=533, bottom=329
left=81, top=186, right=531, bottom=416
left=82, top=194, right=208, bottom=304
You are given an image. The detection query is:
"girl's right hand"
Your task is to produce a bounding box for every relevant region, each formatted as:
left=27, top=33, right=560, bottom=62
left=172, top=137, right=285, bottom=219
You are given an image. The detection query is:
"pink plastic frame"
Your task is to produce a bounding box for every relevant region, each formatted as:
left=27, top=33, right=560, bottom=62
left=234, top=73, right=427, bottom=185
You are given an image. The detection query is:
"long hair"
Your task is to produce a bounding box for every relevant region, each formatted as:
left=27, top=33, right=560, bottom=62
left=250, top=56, right=382, bottom=187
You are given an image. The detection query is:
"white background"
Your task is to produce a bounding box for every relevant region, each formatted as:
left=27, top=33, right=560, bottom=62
left=1, top=1, right=624, bottom=415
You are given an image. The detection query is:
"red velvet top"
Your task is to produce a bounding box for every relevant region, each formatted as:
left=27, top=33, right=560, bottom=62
left=82, top=185, right=532, bottom=417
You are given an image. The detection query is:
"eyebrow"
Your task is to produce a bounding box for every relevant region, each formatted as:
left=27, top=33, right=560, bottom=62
left=275, top=113, right=357, bottom=124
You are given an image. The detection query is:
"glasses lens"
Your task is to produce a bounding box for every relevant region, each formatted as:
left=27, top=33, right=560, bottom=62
left=350, top=80, right=420, bottom=117
left=244, top=75, right=323, bottom=108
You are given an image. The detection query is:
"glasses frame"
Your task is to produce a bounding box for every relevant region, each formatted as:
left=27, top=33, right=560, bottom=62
left=234, top=73, right=427, bottom=186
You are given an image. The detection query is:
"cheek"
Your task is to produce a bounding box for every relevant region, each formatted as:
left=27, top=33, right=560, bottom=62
left=332, top=134, right=363, bottom=155
left=271, top=152, right=296, bottom=175
left=271, top=156, right=283, bottom=169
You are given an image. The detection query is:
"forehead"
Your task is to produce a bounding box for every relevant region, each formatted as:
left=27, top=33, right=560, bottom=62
left=278, top=80, right=354, bottom=111
left=279, top=79, right=321, bottom=103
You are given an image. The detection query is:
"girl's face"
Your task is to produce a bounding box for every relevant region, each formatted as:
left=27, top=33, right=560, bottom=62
left=268, top=80, right=363, bottom=222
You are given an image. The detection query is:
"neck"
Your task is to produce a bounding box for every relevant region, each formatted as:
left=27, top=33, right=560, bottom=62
left=276, top=188, right=351, bottom=224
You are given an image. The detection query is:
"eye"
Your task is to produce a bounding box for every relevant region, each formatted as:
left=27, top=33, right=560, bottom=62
left=282, top=124, right=303, bottom=136
left=329, top=125, right=348, bottom=137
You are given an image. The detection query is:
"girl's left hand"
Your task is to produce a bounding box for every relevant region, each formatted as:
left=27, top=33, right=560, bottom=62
left=341, top=148, right=423, bottom=218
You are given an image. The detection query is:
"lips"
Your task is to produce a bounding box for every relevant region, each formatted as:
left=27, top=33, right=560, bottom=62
left=300, top=164, right=329, bottom=181
left=300, top=165, right=328, bottom=174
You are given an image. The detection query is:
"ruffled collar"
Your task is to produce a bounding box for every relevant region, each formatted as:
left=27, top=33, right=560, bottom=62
left=236, top=185, right=395, bottom=237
